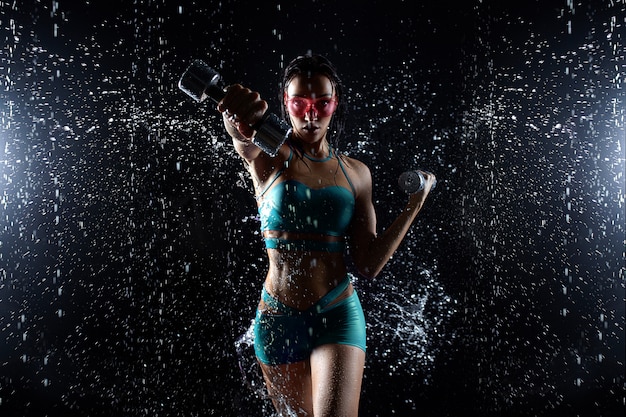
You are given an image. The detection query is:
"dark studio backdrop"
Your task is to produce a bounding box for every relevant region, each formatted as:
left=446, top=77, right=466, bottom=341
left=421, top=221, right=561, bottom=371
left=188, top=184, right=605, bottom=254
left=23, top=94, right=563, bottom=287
left=0, top=1, right=624, bottom=416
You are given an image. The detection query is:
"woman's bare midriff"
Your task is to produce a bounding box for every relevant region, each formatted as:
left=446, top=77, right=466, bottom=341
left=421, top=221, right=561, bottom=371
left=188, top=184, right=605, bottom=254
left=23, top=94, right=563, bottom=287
left=263, top=243, right=353, bottom=311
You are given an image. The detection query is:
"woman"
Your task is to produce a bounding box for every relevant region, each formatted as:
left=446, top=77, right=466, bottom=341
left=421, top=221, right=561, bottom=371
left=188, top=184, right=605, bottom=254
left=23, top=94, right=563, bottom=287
left=217, top=54, right=435, bottom=417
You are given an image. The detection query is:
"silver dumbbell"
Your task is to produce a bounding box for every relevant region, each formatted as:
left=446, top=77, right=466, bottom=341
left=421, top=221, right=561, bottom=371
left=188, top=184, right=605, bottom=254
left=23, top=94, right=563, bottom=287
left=398, top=170, right=437, bottom=194
left=178, top=59, right=291, bottom=156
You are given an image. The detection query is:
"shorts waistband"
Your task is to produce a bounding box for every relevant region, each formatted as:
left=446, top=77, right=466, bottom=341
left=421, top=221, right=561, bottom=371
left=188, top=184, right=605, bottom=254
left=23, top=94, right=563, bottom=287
left=261, top=275, right=351, bottom=315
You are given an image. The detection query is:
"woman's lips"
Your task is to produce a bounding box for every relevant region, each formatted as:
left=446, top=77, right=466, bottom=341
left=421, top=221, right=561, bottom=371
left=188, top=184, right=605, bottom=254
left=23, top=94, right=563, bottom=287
left=303, top=124, right=319, bottom=132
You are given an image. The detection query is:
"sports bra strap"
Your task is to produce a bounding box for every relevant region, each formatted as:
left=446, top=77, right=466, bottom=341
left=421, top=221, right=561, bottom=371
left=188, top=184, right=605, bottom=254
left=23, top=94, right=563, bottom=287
left=337, top=155, right=356, bottom=196
left=256, top=143, right=355, bottom=198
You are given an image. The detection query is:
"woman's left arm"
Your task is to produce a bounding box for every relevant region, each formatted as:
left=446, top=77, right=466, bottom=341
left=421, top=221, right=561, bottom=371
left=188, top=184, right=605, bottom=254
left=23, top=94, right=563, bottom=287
left=349, top=162, right=435, bottom=279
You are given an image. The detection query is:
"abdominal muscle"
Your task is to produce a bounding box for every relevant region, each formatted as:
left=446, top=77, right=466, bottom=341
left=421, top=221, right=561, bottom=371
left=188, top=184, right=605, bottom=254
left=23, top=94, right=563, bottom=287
left=263, top=231, right=352, bottom=311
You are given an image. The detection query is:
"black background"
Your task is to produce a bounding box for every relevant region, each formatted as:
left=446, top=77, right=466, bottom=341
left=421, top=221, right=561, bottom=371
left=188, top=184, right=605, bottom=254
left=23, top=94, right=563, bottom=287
left=0, top=1, right=624, bottom=416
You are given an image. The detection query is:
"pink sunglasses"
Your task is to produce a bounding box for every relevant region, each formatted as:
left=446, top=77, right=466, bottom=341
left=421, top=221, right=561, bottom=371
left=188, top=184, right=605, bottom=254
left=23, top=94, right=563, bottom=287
left=284, top=94, right=338, bottom=118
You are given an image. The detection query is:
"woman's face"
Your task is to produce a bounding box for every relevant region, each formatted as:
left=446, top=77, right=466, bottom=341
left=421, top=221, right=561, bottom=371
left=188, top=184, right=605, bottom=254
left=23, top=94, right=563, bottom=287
left=284, top=73, right=337, bottom=144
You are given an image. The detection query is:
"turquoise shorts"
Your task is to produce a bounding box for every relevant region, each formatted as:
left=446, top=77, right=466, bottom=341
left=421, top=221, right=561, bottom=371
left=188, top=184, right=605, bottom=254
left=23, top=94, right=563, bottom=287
left=253, top=276, right=367, bottom=365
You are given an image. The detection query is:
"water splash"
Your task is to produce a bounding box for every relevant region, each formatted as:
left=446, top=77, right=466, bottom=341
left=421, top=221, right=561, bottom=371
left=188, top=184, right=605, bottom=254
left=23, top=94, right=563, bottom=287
left=1, top=1, right=624, bottom=416
left=363, top=268, right=455, bottom=378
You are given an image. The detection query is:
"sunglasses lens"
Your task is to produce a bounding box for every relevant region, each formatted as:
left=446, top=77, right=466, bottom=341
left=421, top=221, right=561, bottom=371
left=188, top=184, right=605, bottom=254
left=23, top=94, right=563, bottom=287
left=286, top=98, right=308, bottom=117
left=286, top=97, right=337, bottom=117
left=315, top=99, right=337, bottom=117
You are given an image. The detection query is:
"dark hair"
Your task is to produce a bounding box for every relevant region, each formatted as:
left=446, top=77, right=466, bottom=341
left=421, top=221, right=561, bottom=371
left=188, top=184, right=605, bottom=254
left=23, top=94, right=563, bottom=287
left=280, top=53, right=347, bottom=148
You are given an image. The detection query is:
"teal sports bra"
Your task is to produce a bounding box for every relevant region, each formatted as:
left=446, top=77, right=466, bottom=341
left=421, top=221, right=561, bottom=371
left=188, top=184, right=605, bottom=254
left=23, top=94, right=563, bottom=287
left=257, top=145, right=356, bottom=252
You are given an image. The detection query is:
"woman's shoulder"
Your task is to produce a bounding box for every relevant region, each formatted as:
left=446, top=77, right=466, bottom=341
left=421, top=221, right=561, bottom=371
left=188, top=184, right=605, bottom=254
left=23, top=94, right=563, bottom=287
left=339, top=153, right=370, bottom=177
left=337, top=153, right=372, bottom=197
left=247, top=141, right=291, bottom=188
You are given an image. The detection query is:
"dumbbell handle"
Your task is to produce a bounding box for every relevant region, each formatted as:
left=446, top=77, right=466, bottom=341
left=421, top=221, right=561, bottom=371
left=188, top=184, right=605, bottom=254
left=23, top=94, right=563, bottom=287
left=398, top=170, right=437, bottom=194
left=178, top=59, right=291, bottom=156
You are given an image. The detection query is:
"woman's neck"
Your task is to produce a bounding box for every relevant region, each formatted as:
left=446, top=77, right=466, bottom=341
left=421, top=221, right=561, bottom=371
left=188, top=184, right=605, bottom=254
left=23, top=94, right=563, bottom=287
left=293, top=138, right=330, bottom=160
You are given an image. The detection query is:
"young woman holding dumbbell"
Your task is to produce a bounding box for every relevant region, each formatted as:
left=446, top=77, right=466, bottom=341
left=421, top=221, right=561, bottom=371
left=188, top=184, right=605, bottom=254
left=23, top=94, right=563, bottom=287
left=217, top=54, right=435, bottom=417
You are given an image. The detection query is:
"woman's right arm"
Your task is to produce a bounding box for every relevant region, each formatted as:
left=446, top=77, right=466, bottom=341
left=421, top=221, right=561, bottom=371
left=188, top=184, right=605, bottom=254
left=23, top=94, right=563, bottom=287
left=217, top=84, right=268, bottom=163
left=221, top=112, right=264, bottom=163
left=217, top=84, right=288, bottom=192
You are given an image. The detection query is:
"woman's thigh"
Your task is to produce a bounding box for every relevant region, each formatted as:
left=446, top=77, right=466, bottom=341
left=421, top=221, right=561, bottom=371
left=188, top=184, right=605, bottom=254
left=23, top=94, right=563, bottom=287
left=310, top=344, right=366, bottom=417
left=259, top=360, right=313, bottom=416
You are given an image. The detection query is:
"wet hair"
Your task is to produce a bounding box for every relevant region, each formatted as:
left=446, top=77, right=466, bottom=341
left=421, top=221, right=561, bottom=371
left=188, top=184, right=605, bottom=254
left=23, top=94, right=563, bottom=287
left=280, top=53, right=347, bottom=148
